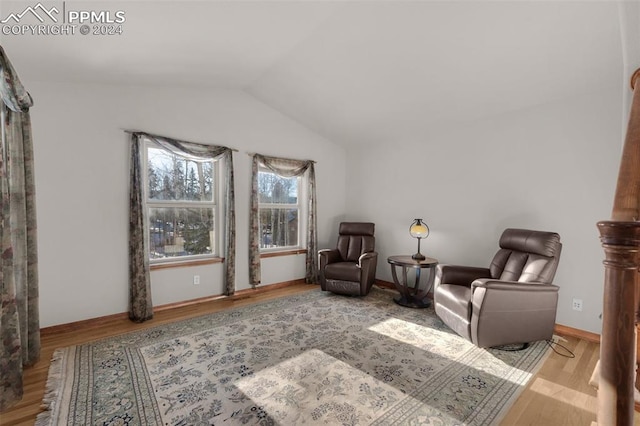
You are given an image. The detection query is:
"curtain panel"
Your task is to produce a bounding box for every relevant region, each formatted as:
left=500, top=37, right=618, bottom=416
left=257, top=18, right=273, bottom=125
left=249, top=154, right=317, bottom=286
left=0, top=46, right=40, bottom=411
left=128, top=132, right=236, bottom=322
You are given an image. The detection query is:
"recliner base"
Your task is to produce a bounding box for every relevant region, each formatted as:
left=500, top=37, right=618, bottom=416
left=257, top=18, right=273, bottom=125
left=322, top=279, right=364, bottom=296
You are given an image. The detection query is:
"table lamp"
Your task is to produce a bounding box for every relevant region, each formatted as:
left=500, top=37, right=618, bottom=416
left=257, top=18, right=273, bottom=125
left=409, top=218, right=429, bottom=260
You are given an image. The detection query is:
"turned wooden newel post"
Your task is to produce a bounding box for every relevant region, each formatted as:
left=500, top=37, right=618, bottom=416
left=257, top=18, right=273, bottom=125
left=597, top=68, right=640, bottom=425
left=598, top=222, right=640, bottom=425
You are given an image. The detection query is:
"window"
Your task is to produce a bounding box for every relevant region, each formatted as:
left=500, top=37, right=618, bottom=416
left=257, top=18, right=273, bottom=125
left=145, top=142, right=218, bottom=262
left=258, top=169, right=302, bottom=250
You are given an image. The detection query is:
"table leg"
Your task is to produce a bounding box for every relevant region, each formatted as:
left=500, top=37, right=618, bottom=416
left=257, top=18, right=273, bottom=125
left=391, top=264, right=406, bottom=299
left=415, top=267, right=435, bottom=302
left=392, top=265, right=431, bottom=309
left=402, top=266, right=408, bottom=293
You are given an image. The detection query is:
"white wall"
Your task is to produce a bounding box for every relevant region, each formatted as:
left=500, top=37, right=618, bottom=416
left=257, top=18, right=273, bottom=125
left=344, top=87, right=621, bottom=334
left=26, top=79, right=619, bottom=333
left=29, top=81, right=346, bottom=327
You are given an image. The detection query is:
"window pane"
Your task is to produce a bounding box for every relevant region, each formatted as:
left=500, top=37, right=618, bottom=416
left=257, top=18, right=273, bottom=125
left=259, top=208, right=298, bottom=248
left=149, top=207, right=214, bottom=259
left=147, top=146, right=214, bottom=202
left=258, top=171, right=298, bottom=204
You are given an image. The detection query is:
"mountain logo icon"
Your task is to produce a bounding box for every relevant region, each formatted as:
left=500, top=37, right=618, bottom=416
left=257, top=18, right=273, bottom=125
left=1, top=3, right=60, bottom=24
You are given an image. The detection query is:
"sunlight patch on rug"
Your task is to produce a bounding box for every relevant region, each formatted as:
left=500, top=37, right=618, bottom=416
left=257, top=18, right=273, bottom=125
left=368, top=317, right=470, bottom=355
left=234, top=349, right=449, bottom=425
left=368, top=317, right=534, bottom=387
left=37, top=287, right=550, bottom=426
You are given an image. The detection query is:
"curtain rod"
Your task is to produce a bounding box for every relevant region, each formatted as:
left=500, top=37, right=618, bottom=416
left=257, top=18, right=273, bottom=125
left=122, top=129, right=238, bottom=152
left=246, top=152, right=316, bottom=163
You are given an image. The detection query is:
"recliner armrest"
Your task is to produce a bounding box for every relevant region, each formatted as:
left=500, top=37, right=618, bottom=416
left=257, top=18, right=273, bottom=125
left=471, top=279, right=559, bottom=293
left=319, top=249, right=341, bottom=267
left=358, top=251, right=378, bottom=294
left=436, top=265, right=491, bottom=287
left=358, top=251, right=378, bottom=268
left=469, top=278, right=560, bottom=347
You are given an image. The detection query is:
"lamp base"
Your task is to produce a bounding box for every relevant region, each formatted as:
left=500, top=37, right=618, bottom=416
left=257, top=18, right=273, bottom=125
left=412, top=253, right=426, bottom=261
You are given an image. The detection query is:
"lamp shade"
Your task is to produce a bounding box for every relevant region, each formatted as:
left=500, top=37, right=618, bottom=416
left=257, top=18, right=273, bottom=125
left=409, top=219, right=429, bottom=239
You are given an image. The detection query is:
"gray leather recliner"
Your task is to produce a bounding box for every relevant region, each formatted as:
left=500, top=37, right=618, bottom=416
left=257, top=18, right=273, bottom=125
left=319, top=222, right=378, bottom=296
left=434, top=228, right=562, bottom=348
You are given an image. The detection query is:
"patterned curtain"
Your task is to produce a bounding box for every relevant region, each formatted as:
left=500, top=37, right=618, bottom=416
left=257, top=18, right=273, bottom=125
left=129, top=134, right=152, bottom=322
left=249, top=154, right=317, bottom=286
left=129, top=132, right=236, bottom=322
left=0, top=46, right=40, bottom=410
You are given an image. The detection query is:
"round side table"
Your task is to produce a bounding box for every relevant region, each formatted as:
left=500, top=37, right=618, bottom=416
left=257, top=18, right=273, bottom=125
left=387, top=255, right=439, bottom=308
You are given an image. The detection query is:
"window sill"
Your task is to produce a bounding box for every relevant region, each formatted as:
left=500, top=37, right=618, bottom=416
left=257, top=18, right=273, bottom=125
left=260, top=249, right=307, bottom=259
left=150, top=257, right=224, bottom=271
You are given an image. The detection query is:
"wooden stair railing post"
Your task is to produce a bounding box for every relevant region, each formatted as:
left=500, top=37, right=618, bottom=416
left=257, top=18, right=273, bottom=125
left=597, top=222, right=640, bottom=425
left=598, top=68, right=640, bottom=425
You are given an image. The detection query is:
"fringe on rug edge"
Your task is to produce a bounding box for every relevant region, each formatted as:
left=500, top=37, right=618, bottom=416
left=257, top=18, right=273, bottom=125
left=34, top=347, right=68, bottom=426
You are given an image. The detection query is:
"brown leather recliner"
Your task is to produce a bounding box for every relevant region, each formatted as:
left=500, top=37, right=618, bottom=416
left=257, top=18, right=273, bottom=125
left=319, top=222, right=378, bottom=296
left=434, top=228, right=562, bottom=348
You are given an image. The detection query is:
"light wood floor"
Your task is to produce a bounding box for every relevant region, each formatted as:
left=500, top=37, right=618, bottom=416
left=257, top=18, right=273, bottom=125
left=0, top=283, right=623, bottom=425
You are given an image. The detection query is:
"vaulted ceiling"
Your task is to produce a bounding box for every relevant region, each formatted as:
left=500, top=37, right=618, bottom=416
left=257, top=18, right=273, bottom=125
left=0, top=1, right=623, bottom=146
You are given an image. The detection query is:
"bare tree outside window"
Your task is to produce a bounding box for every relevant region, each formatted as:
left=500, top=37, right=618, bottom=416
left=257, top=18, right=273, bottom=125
left=258, top=170, right=299, bottom=249
left=146, top=145, right=216, bottom=260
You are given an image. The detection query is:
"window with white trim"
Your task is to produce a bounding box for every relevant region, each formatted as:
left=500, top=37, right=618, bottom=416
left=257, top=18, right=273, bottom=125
left=145, top=142, right=219, bottom=263
left=258, top=169, right=304, bottom=251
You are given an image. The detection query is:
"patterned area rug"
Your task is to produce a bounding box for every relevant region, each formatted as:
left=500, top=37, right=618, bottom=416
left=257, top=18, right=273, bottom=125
left=37, top=287, right=549, bottom=425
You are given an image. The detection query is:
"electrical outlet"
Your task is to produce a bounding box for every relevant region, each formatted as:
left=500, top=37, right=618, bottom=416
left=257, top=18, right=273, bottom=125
left=193, top=275, right=200, bottom=285
left=572, top=298, right=583, bottom=311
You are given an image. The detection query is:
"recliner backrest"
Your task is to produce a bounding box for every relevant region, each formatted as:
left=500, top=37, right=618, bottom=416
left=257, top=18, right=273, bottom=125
left=336, top=222, right=375, bottom=262
left=489, top=228, right=562, bottom=283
